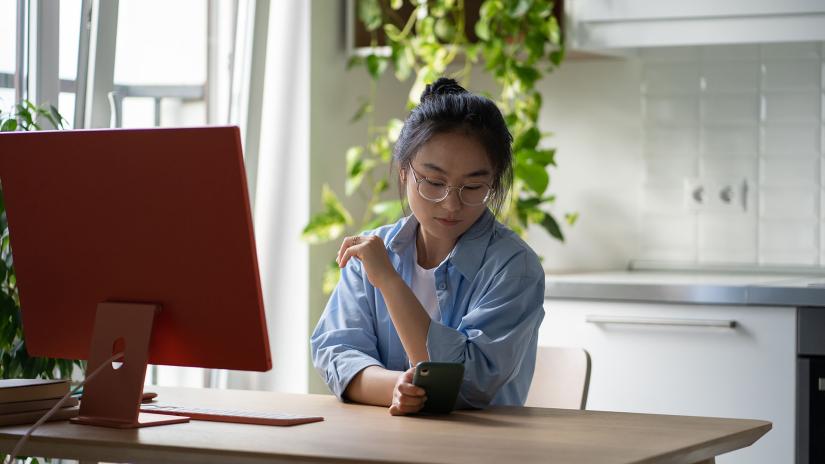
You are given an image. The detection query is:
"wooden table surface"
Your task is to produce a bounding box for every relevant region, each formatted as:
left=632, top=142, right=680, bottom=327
left=0, top=386, right=771, bottom=464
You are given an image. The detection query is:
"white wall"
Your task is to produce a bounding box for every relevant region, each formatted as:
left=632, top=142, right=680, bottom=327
left=525, top=58, right=644, bottom=272
left=637, top=43, right=825, bottom=267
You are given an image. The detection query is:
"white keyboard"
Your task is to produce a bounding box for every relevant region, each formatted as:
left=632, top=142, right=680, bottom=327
left=140, top=403, right=324, bottom=426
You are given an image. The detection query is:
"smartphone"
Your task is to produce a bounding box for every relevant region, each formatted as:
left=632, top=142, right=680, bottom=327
left=412, top=361, right=464, bottom=414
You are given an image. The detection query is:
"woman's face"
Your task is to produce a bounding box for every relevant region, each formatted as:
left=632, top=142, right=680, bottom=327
left=402, top=131, right=494, bottom=245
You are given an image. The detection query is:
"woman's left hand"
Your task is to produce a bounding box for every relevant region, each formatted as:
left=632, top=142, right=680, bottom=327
left=337, top=235, right=400, bottom=290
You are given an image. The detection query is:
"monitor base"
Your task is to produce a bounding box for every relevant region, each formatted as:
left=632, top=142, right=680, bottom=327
left=75, top=302, right=176, bottom=428
left=71, top=412, right=189, bottom=428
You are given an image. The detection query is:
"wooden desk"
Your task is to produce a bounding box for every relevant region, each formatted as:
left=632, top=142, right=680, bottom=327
left=0, top=386, right=770, bottom=464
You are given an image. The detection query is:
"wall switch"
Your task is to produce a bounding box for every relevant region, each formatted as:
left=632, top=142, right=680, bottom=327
left=684, top=178, right=748, bottom=213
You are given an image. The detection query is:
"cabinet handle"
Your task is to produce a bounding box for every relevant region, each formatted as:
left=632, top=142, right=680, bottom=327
left=585, top=315, right=736, bottom=329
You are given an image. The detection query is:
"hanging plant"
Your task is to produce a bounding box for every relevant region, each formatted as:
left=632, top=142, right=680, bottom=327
left=303, top=0, right=577, bottom=293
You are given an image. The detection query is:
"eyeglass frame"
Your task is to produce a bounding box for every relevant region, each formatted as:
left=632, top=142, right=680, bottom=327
left=406, top=163, right=494, bottom=206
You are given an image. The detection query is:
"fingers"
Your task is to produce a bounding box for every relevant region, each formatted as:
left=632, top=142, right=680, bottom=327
left=398, top=382, right=425, bottom=397
left=389, top=374, right=427, bottom=416
left=403, top=367, right=416, bottom=382
left=389, top=393, right=427, bottom=415
left=338, top=246, right=359, bottom=269
left=337, top=235, right=362, bottom=268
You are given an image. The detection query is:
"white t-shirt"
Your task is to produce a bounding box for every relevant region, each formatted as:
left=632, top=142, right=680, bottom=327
left=411, top=261, right=441, bottom=322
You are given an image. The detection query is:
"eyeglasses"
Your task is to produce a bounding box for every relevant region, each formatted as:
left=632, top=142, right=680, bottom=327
left=408, top=164, right=492, bottom=206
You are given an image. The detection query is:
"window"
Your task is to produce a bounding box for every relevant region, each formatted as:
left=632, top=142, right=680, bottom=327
left=58, top=0, right=81, bottom=127
left=114, top=0, right=207, bottom=128
left=0, top=0, right=16, bottom=113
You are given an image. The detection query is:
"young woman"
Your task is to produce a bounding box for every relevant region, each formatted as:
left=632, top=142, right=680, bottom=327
left=310, top=78, right=545, bottom=415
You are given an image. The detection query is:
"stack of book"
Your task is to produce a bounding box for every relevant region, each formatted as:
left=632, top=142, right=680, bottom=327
left=0, top=379, right=78, bottom=426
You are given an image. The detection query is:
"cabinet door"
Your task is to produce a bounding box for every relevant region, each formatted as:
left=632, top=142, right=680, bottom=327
left=538, top=299, right=795, bottom=464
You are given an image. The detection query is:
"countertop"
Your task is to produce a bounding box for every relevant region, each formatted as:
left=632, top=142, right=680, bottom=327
left=544, top=270, right=825, bottom=306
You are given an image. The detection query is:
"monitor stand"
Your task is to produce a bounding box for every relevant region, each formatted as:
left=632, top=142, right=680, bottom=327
left=71, top=302, right=189, bottom=428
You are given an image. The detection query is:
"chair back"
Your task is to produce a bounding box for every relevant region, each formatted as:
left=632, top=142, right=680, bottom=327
left=525, top=346, right=591, bottom=410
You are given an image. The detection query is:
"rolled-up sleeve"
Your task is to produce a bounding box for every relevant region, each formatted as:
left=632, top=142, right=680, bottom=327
left=310, top=261, right=383, bottom=399
left=426, top=264, right=545, bottom=409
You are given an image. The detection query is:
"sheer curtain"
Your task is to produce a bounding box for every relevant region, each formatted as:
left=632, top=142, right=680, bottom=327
left=224, top=0, right=310, bottom=394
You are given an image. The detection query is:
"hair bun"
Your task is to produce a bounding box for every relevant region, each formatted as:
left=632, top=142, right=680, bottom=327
left=421, top=77, right=467, bottom=101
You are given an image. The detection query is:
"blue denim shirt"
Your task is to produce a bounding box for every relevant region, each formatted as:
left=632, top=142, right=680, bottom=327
left=310, top=210, right=545, bottom=408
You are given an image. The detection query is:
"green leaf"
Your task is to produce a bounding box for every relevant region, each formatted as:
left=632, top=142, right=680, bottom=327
left=357, top=0, right=383, bottom=31
left=514, top=65, right=541, bottom=88
left=346, top=159, right=376, bottom=196
left=549, top=47, right=565, bottom=67
left=346, top=146, right=365, bottom=176
left=541, top=212, right=564, bottom=242
left=515, top=161, right=549, bottom=195
left=434, top=17, right=455, bottom=42
left=547, top=15, right=561, bottom=45
left=565, top=212, right=579, bottom=226
left=366, top=54, right=388, bottom=80
left=347, top=55, right=364, bottom=69
left=301, top=186, right=353, bottom=243
left=415, top=16, right=435, bottom=38
left=387, top=118, right=404, bottom=142
left=371, top=200, right=403, bottom=221
left=508, top=0, right=532, bottom=18
left=373, top=179, right=389, bottom=195
left=514, top=126, right=541, bottom=152
left=390, top=0, right=403, bottom=10
left=518, top=148, right=555, bottom=167
left=474, top=19, right=490, bottom=41
left=390, top=41, right=413, bottom=81
left=0, top=119, right=16, bottom=132
left=350, top=98, right=373, bottom=123
left=384, top=23, right=403, bottom=42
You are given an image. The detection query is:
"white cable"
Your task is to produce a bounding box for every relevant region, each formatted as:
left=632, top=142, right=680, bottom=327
left=4, top=351, right=125, bottom=464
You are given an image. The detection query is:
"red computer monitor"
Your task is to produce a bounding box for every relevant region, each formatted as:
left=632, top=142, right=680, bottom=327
left=0, top=126, right=271, bottom=427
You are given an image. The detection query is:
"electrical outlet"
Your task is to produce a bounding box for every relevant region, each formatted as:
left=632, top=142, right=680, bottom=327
left=684, top=178, right=748, bottom=213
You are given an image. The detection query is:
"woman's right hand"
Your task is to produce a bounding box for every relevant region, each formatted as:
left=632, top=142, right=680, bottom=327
left=389, top=367, right=427, bottom=416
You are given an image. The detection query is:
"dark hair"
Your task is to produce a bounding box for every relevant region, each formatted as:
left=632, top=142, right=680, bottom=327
left=393, top=77, right=513, bottom=216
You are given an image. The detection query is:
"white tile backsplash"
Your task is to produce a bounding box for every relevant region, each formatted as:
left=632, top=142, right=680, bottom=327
left=702, top=62, right=759, bottom=93
left=761, top=123, right=821, bottom=155
left=763, top=60, right=821, bottom=91
left=698, top=214, right=757, bottom=264
left=759, top=187, right=819, bottom=219
left=643, top=185, right=686, bottom=214
left=645, top=126, right=699, bottom=155
left=639, top=43, right=825, bottom=268
left=698, top=215, right=757, bottom=251
left=702, top=125, right=758, bottom=156
left=644, top=96, right=699, bottom=125
left=760, top=220, right=818, bottom=250
left=643, top=63, right=700, bottom=94
left=761, top=43, right=822, bottom=60
left=699, top=156, right=757, bottom=181
left=644, top=157, right=696, bottom=185
left=641, top=215, right=696, bottom=249
left=702, top=94, right=759, bottom=123
left=761, top=157, right=819, bottom=186
left=762, top=92, right=821, bottom=122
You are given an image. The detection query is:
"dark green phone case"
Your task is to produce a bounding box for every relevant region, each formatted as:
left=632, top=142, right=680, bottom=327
left=412, top=362, right=464, bottom=414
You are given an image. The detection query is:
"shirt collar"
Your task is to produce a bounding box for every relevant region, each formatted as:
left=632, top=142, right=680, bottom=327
left=388, top=209, right=495, bottom=281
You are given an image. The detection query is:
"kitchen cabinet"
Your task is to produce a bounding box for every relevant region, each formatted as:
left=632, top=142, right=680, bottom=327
left=567, top=0, right=825, bottom=49
left=539, top=298, right=796, bottom=464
